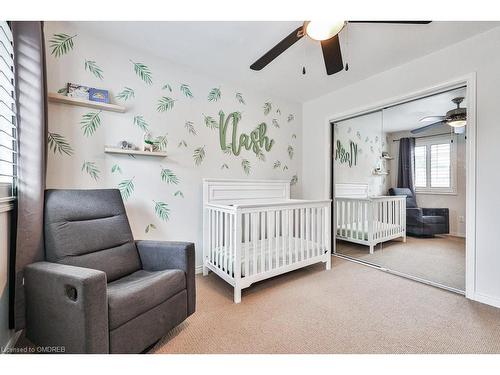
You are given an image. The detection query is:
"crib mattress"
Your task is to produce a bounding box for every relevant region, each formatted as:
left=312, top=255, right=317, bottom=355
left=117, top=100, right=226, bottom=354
left=209, top=236, right=328, bottom=277
left=336, top=220, right=404, bottom=241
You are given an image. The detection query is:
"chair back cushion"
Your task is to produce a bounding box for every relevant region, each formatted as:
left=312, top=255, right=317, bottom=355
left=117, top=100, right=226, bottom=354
left=44, top=189, right=141, bottom=282
left=388, top=187, right=418, bottom=208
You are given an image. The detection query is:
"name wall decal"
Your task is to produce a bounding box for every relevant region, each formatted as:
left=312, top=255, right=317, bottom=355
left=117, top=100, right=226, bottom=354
left=335, top=139, right=358, bottom=167
left=218, top=110, right=275, bottom=156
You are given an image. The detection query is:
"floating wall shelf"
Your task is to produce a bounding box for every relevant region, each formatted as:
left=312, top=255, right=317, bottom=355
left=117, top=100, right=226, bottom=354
left=372, top=170, right=390, bottom=176
left=104, top=147, right=168, bottom=158
left=48, top=93, right=126, bottom=113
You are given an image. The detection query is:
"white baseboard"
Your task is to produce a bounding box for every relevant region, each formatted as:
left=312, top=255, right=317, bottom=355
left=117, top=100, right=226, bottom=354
left=471, top=292, right=500, bottom=309
left=195, top=264, right=203, bottom=274
left=447, top=232, right=466, bottom=238
left=2, top=330, right=21, bottom=354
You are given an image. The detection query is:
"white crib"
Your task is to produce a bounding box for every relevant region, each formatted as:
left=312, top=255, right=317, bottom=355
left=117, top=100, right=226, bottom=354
left=335, top=183, right=406, bottom=254
left=203, top=179, right=331, bottom=303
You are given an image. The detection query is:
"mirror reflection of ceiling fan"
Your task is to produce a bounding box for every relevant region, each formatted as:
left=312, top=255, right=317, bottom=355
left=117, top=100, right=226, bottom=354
left=411, top=97, right=467, bottom=135
left=250, top=21, right=431, bottom=76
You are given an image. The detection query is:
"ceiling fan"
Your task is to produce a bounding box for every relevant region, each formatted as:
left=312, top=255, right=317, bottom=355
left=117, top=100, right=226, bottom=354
left=411, top=97, right=467, bottom=135
left=250, top=21, right=431, bottom=76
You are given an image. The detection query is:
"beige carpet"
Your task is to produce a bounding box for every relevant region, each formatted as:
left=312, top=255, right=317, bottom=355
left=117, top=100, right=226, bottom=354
left=336, top=236, right=465, bottom=291
left=152, top=257, right=500, bottom=354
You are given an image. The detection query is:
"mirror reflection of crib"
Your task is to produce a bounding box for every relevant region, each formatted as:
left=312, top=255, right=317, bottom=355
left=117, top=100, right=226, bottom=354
left=335, top=183, right=406, bottom=254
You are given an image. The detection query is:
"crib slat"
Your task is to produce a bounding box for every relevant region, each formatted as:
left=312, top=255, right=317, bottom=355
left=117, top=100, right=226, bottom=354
left=294, top=209, right=299, bottom=262
left=229, top=213, right=233, bottom=275
left=245, top=213, right=250, bottom=277
left=260, top=211, right=265, bottom=273
left=306, top=208, right=310, bottom=258
left=301, top=208, right=305, bottom=261
left=225, top=212, right=229, bottom=273
left=267, top=211, right=272, bottom=271
left=275, top=210, right=280, bottom=268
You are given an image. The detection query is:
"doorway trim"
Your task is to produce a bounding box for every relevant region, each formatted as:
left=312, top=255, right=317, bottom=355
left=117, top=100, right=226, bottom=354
left=324, top=73, right=476, bottom=299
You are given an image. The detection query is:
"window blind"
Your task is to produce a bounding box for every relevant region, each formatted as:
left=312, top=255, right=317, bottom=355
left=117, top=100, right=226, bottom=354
left=0, top=21, right=17, bottom=200
left=414, top=145, right=427, bottom=188
left=430, top=143, right=451, bottom=188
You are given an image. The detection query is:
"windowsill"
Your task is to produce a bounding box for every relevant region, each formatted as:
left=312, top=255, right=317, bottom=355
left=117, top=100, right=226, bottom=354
left=415, top=189, right=457, bottom=196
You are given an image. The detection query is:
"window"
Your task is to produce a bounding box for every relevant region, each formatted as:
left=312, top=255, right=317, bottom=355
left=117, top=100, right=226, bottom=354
left=0, top=21, right=17, bottom=200
left=414, top=135, right=456, bottom=194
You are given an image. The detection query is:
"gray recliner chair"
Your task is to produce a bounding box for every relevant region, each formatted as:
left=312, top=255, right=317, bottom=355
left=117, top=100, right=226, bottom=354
left=24, top=189, right=195, bottom=353
left=388, top=187, right=449, bottom=237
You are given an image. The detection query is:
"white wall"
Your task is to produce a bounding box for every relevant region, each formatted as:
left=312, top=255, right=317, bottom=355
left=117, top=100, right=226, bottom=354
left=302, top=26, right=500, bottom=306
left=334, top=111, right=390, bottom=197
left=0, top=207, right=13, bottom=351
left=388, top=129, right=467, bottom=237
left=44, top=22, right=302, bottom=269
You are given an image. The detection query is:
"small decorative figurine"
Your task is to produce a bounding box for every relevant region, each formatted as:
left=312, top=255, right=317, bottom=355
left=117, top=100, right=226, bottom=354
left=143, top=132, right=154, bottom=152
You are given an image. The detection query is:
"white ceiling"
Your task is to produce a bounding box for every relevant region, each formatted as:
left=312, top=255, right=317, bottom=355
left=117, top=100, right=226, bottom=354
left=70, top=21, right=499, bottom=103
left=382, top=86, right=467, bottom=133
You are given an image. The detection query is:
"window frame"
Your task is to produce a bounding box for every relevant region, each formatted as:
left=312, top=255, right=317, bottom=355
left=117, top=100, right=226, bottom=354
left=0, top=21, right=17, bottom=203
left=414, top=134, right=458, bottom=195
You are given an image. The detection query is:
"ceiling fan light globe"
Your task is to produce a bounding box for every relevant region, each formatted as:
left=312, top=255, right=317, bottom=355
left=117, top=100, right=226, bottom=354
left=305, top=21, right=345, bottom=41
left=448, top=119, right=467, bottom=128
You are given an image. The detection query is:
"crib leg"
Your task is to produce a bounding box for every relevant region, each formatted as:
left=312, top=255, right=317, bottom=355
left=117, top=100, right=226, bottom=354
left=325, top=255, right=331, bottom=270
left=234, top=286, right=241, bottom=304
left=369, top=245, right=374, bottom=254
left=203, top=264, right=209, bottom=276
left=403, top=234, right=407, bottom=243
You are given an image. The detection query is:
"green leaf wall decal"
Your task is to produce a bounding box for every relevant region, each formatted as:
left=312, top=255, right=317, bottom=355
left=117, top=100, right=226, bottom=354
left=287, top=114, right=295, bottom=122
left=276, top=108, right=281, bottom=115
left=272, top=118, right=279, bottom=128
left=49, top=33, right=76, bottom=57
left=145, top=224, right=157, bottom=233
left=154, top=201, right=170, bottom=221
left=80, top=111, right=102, bottom=136
left=208, top=87, right=221, bottom=102
left=116, top=87, right=135, bottom=101
left=153, top=135, right=168, bottom=151
left=48, top=132, right=73, bottom=156
left=193, top=146, right=206, bottom=166
left=174, top=190, right=184, bottom=198
left=160, top=168, right=179, bottom=184
left=292, top=134, right=297, bottom=139
left=283, top=164, right=288, bottom=171
left=178, top=140, right=188, bottom=148
left=241, top=159, right=251, bottom=175
left=263, top=102, right=272, bottom=115
left=180, top=84, right=193, bottom=98
left=256, top=150, right=266, bottom=162
left=57, top=87, right=68, bottom=95
left=84, top=59, right=104, bottom=79
left=273, top=160, right=281, bottom=169
left=130, top=60, right=152, bottom=85
left=203, top=114, right=218, bottom=129
left=162, top=83, right=172, bottom=92
left=291, top=175, right=298, bottom=186
left=235, top=92, right=245, bottom=104
left=157, top=96, right=175, bottom=112
left=118, top=178, right=135, bottom=200
left=185, top=121, right=197, bottom=135
left=81, top=161, right=100, bottom=180
left=221, top=163, right=229, bottom=170
left=133, top=115, right=149, bottom=131
left=288, top=145, right=294, bottom=160
left=111, top=164, right=122, bottom=174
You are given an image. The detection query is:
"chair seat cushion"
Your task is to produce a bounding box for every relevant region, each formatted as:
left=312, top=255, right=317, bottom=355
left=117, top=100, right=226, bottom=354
left=422, top=215, right=446, bottom=225
left=107, top=269, right=186, bottom=330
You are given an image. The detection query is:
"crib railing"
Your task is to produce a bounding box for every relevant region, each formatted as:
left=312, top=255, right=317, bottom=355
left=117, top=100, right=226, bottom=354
left=335, top=196, right=406, bottom=252
left=204, top=200, right=331, bottom=302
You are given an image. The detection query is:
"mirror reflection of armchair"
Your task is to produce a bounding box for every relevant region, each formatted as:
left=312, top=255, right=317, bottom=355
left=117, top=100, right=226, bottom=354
left=388, top=188, right=449, bottom=237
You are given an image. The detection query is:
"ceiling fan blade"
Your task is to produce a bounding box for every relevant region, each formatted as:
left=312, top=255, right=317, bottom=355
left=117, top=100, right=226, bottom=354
left=419, top=115, right=446, bottom=123
left=321, top=34, right=344, bottom=75
left=349, top=21, right=431, bottom=24
left=411, top=121, right=446, bottom=134
left=250, top=26, right=304, bottom=71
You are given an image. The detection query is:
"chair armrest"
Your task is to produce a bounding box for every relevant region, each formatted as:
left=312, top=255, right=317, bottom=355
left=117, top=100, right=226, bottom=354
left=406, top=207, right=424, bottom=226
left=136, top=241, right=196, bottom=316
left=422, top=207, right=449, bottom=217
left=24, top=262, right=109, bottom=353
